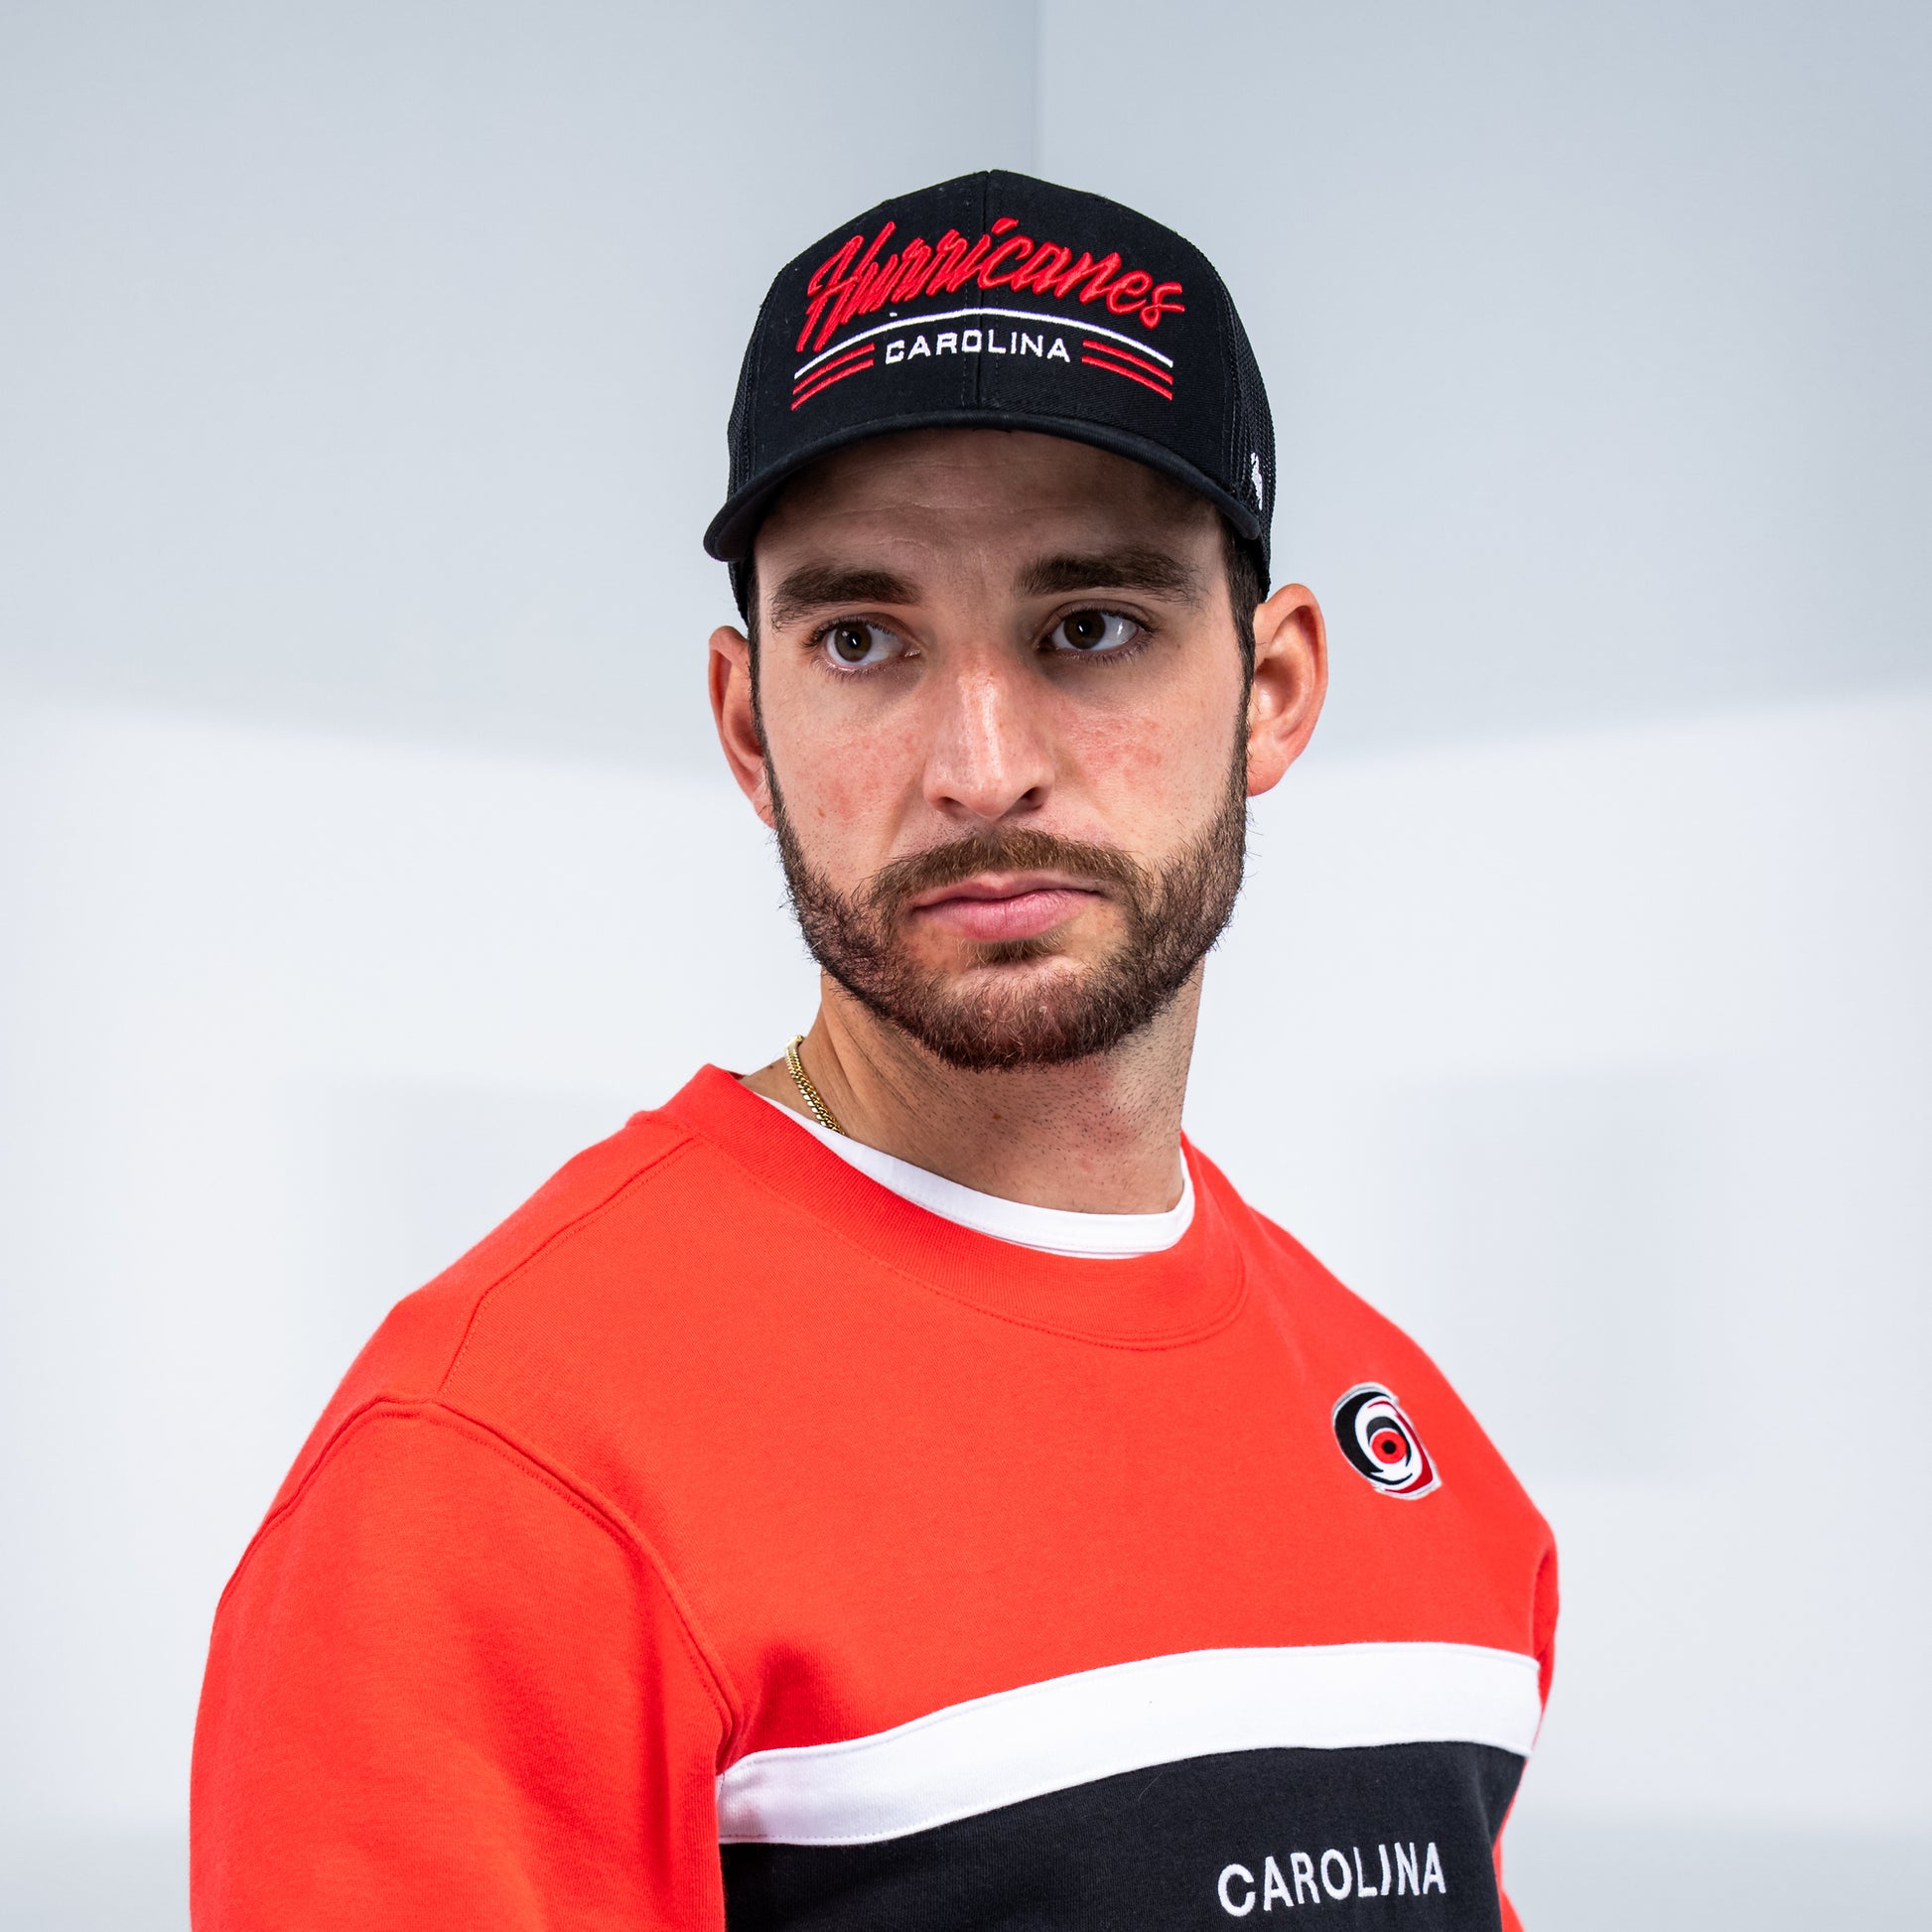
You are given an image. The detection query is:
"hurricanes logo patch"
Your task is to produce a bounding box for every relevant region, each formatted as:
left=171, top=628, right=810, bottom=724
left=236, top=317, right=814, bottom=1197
left=789, top=213, right=1185, bottom=412
left=1332, top=1384, right=1439, bottom=1499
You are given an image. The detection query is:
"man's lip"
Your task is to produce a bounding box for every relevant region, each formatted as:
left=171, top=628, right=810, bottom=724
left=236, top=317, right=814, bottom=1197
left=905, top=871, right=1106, bottom=910
left=906, top=874, right=1110, bottom=945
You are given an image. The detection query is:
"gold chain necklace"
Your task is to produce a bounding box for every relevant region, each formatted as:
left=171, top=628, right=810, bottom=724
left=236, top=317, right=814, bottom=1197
left=784, top=1035, right=845, bottom=1135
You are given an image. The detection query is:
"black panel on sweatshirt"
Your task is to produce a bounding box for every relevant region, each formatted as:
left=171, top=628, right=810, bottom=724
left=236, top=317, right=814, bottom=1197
left=724, top=1740, right=1525, bottom=1932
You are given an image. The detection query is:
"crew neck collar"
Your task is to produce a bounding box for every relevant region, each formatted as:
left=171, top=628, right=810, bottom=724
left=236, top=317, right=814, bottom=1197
left=750, top=1091, right=1194, bottom=1259
left=658, top=1067, right=1246, bottom=1349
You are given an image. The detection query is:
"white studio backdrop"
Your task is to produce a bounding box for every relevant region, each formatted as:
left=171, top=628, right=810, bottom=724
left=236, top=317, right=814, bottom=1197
left=2, top=5, right=1928, bottom=1929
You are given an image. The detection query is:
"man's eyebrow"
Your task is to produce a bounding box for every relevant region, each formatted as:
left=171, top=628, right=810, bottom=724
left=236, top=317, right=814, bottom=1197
left=1017, top=547, right=1205, bottom=603
left=766, top=564, right=917, bottom=629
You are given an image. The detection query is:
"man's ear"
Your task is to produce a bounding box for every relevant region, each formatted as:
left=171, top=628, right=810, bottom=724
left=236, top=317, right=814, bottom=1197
left=1245, top=583, right=1327, bottom=797
left=708, top=625, right=774, bottom=827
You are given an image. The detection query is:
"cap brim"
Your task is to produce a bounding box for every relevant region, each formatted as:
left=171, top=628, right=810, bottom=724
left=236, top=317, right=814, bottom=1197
left=702, top=408, right=1265, bottom=565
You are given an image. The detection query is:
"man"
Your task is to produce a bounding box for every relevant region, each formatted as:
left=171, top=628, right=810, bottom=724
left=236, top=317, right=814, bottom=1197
left=193, top=172, right=1556, bottom=1930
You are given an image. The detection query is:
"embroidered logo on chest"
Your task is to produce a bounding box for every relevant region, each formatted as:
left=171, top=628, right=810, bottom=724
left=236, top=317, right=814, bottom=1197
left=1332, top=1384, right=1440, bottom=1499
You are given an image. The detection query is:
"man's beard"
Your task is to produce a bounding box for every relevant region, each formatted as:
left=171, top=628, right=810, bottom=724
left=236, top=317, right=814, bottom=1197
left=768, top=747, right=1248, bottom=1072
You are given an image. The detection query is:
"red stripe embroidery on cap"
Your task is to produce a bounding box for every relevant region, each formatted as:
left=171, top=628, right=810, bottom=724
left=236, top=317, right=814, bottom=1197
left=1082, top=339, right=1173, bottom=385
left=1080, top=343, right=1173, bottom=400
left=794, top=341, right=874, bottom=389
left=791, top=352, right=875, bottom=409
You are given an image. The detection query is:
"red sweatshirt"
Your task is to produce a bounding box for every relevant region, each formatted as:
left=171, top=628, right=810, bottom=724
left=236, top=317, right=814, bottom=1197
left=192, top=1066, right=1557, bottom=1930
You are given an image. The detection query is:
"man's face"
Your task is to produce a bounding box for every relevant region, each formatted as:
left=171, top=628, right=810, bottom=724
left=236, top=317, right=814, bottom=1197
left=736, top=429, right=1256, bottom=1070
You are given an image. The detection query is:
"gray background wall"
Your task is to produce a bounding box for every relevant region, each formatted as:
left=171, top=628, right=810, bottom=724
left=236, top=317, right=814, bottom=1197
left=3, top=4, right=1928, bottom=1927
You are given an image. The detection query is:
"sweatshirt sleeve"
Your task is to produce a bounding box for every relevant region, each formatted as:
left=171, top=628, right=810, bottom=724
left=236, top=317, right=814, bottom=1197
left=191, top=1401, right=733, bottom=1931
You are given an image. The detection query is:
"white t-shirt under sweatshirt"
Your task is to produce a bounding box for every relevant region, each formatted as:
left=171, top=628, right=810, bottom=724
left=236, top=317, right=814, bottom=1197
left=757, top=1093, right=1192, bottom=1260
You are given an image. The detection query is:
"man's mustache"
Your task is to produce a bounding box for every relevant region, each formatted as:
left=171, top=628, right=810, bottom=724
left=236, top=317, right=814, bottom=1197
left=866, top=828, right=1150, bottom=914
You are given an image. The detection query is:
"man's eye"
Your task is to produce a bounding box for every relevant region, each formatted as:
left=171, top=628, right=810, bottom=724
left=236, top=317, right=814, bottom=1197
left=1047, top=610, right=1141, bottom=654
left=819, top=621, right=900, bottom=668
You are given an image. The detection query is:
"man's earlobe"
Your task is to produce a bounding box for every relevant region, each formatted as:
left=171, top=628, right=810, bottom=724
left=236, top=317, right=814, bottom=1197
left=1245, top=584, right=1328, bottom=798
left=709, top=623, right=775, bottom=825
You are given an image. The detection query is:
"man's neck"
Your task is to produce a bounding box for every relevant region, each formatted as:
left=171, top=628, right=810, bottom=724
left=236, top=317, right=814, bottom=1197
left=742, top=972, right=1201, bottom=1215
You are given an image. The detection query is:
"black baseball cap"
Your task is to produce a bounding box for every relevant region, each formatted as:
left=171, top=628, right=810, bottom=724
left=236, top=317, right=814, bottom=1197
left=704, top=170, right=1275, bottom=616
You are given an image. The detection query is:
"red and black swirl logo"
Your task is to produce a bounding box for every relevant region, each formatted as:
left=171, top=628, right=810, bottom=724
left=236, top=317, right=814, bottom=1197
left=1331, top=1384, right=1440, bottom=1499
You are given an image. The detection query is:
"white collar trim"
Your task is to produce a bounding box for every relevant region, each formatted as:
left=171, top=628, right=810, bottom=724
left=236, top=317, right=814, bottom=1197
left=756, top=1094, right=1193, bottom=1259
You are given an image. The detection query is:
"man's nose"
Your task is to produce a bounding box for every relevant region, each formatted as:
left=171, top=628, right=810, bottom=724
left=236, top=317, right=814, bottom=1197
left=921, top=659, right=1053, bottom=828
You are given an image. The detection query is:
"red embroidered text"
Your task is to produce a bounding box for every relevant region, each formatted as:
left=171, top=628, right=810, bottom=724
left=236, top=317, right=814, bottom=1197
left=798, top=216, right=1185, bottom=353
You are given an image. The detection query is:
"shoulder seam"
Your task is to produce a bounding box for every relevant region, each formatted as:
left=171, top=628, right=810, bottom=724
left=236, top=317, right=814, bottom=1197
left=435, top=1131, right=698, bottom=1394
left=216, top=1394, right=745, bottom=1750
